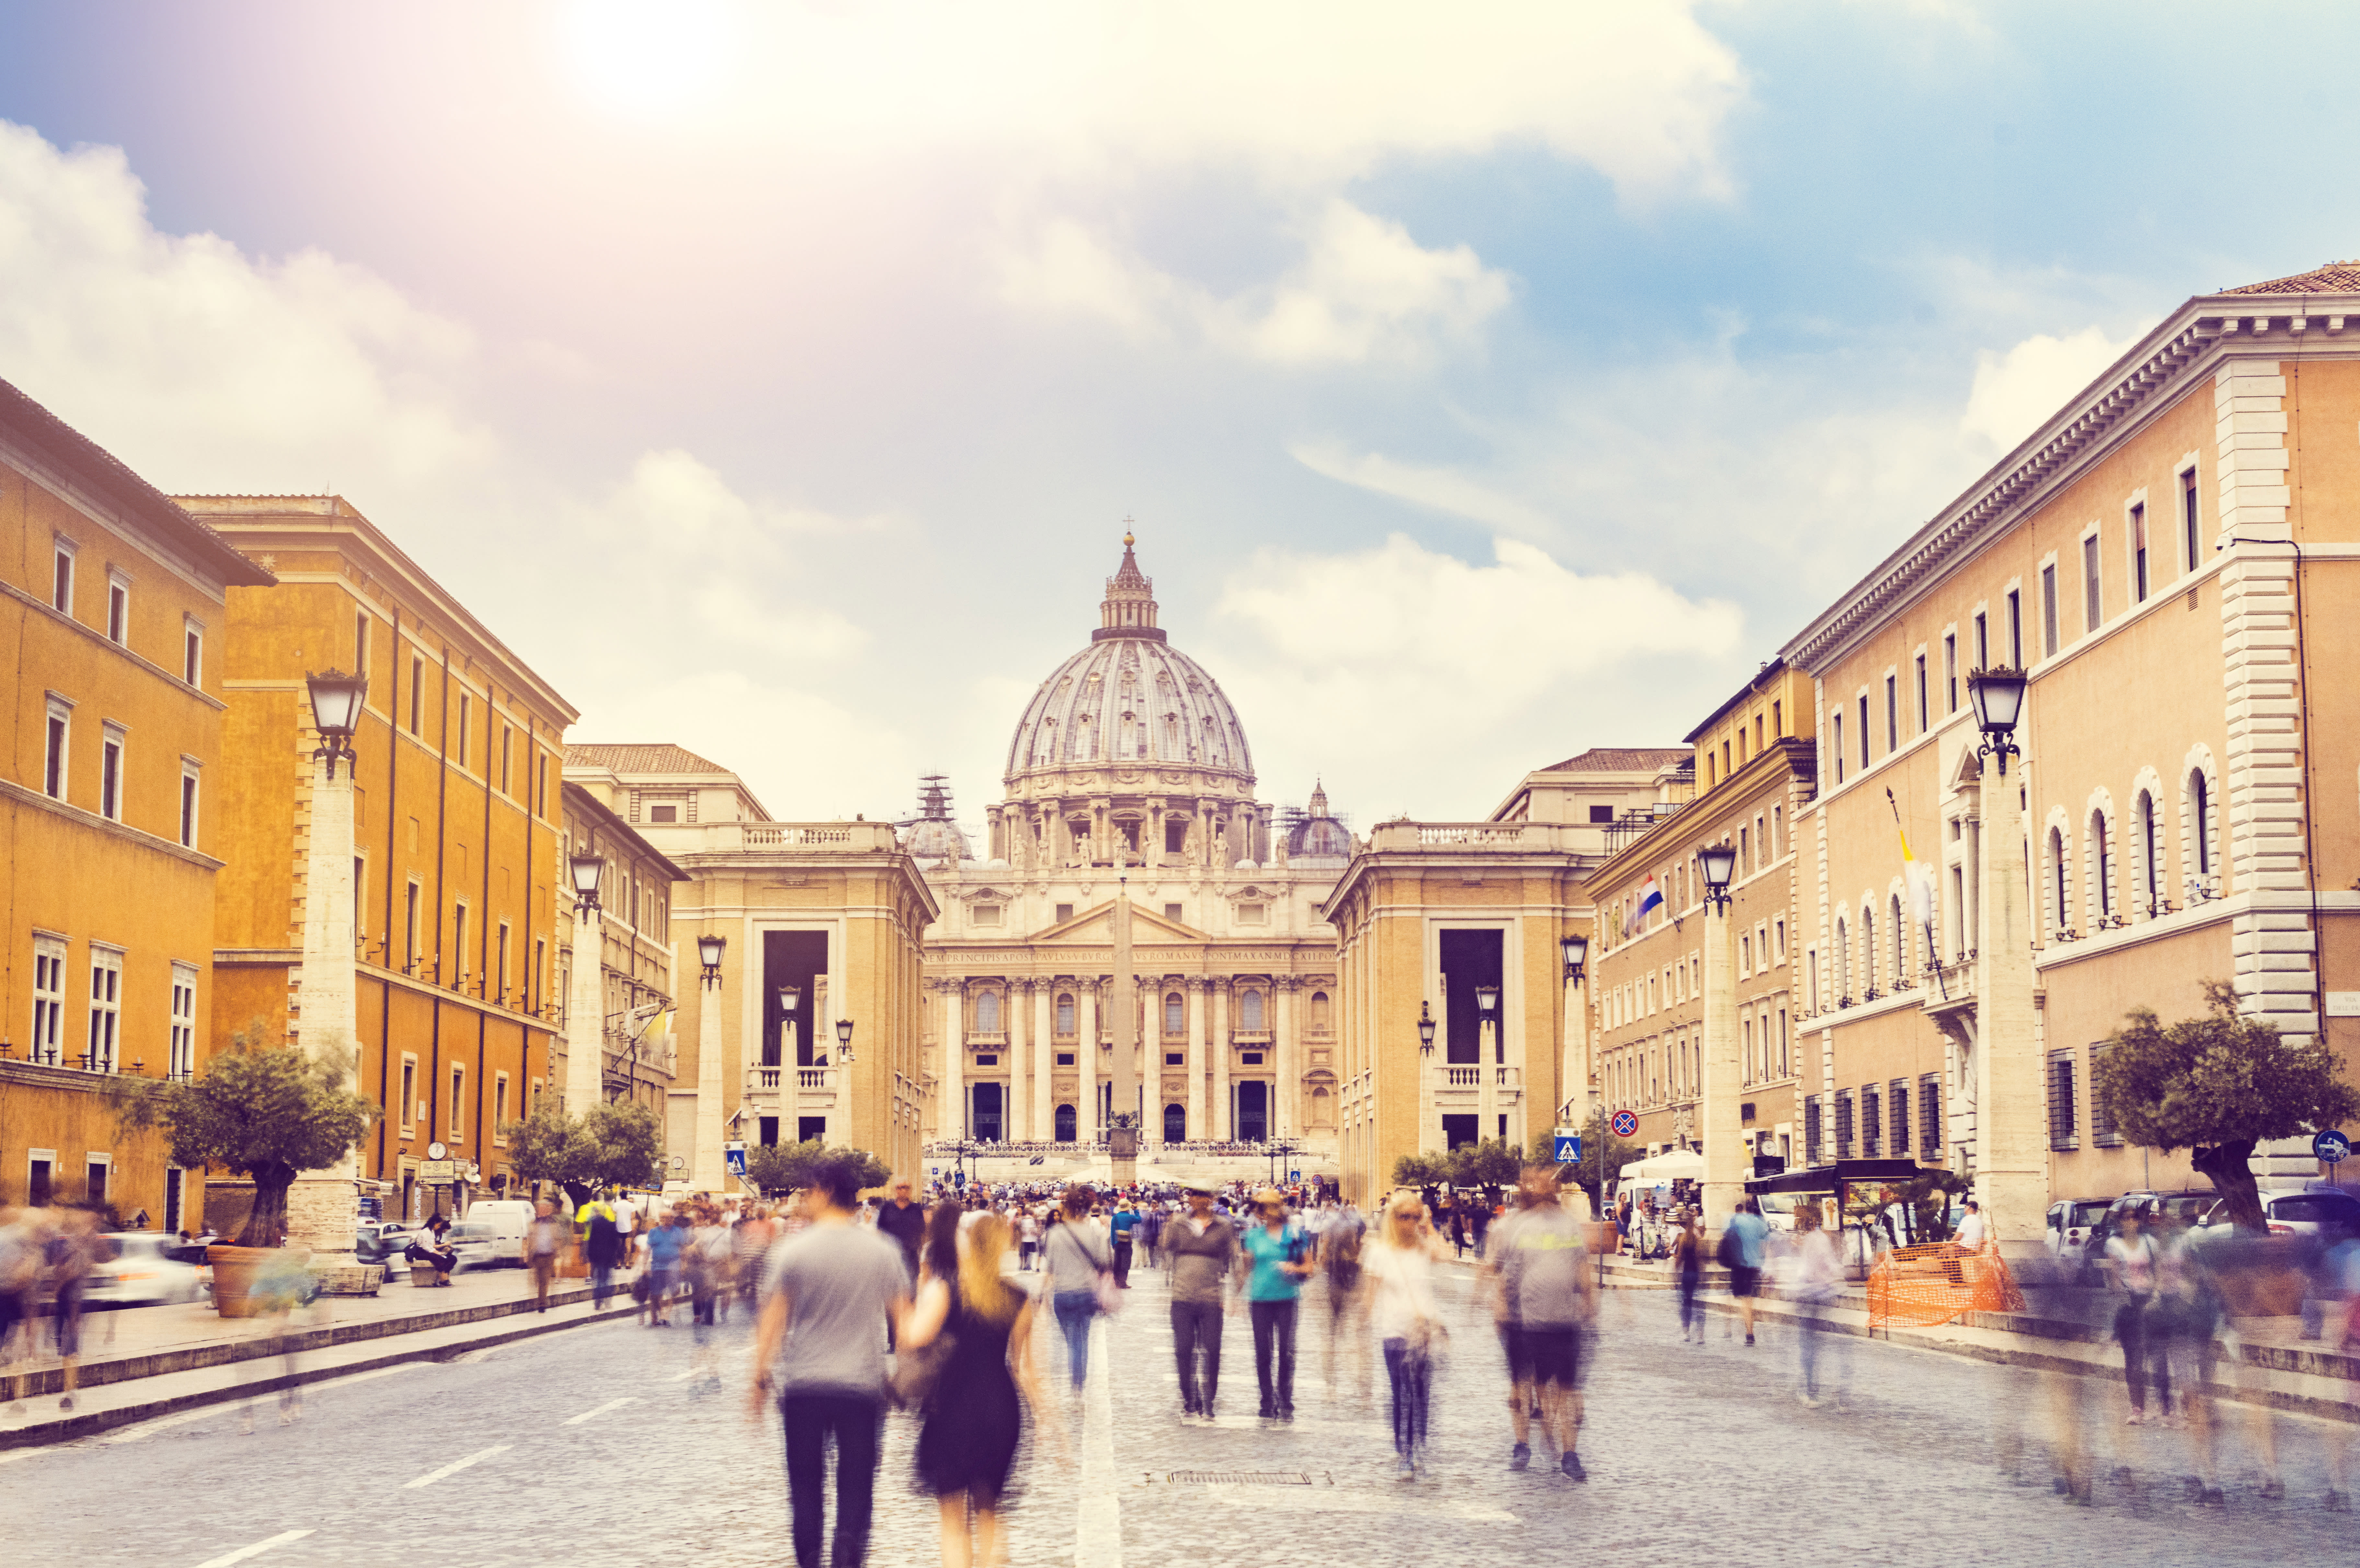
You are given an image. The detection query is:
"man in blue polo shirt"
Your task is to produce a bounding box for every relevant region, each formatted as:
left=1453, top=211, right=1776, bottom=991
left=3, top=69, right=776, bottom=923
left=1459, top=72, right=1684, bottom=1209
left=1235, top=1189, right=1314, bottom=1423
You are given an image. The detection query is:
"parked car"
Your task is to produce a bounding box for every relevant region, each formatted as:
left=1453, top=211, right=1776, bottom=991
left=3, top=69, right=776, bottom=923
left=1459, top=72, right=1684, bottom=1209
left=459, top=1199, right=535, bottom=1265
left=2196, top=1187, right=2360, bottom=1238
left=441, top=1221, right=505, bottom=1272
left=2046, top=1199, right=2113, bottom=1265
left=355, top=1222, right=417, bottom=1265
left=2080, top=1190, right=2217, bottom=1277
left=85, top=1233, right=208, bottom=1306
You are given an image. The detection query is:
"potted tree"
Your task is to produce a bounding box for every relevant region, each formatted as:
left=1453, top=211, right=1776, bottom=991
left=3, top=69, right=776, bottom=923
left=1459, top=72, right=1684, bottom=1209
left=110, top=1026, right=377, bottom=1316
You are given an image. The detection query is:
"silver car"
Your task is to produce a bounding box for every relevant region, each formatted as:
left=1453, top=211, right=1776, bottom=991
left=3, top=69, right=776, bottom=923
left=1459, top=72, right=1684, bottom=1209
left=2197, top=1188, right=2360, bottom=1238
left=2046, top=1199, right=2112, bottom=1265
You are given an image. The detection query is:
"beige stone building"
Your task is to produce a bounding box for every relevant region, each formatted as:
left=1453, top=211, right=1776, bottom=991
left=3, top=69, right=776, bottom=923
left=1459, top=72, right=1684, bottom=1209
left=551, top=772, right=688, bottom=1136
left=1780, top=259, right=2360, bottom=1242
left=567, top=744, right=937, bottom=1187
left=1326, top=748, right=1685, bottom=1204
left=915, top=538, right=1351, bottom=1173
left=1590, top=667, right=1816, bottom=1173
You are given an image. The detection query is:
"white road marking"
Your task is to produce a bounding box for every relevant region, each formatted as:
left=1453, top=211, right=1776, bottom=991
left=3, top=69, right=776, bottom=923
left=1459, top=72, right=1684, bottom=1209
left=296, top=1364, right=426, bottom=1395
left=191, top=1528, right=317, bottom=1567
left=1075, top=1315, right=1121, bottom=1568
left=1196, top=1489, right=1518, bottom=1523
left=667, top=1368, right=701, bottom=1381
left=563, top=1395, right=640, bottom=1425
left=398, top=1443, right=513, bottom=1489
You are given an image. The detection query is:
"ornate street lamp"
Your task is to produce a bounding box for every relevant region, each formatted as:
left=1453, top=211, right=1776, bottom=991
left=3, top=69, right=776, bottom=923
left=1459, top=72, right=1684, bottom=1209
left=1475, top=984, right=1500, bottom=1017
left=1966, top=666, right=2030, bottom=776
left=836, top=1016, right=856, bottom=1066
left=1560, top=934, right=1589, bottom=983
left=1697, top=842, right=1737, bottom=913
left=696, top=933, right=726, bottom=989
left=568, top=851, right=605, bottom=919
left=1417, top=999, right=1437, bottom=1057
left=305, top=667, right=368, bottom=779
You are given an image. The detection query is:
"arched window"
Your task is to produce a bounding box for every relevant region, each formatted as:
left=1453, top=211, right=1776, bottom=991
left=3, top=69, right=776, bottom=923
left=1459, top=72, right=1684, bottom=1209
left=1743, top=1015, right=1756, bottom=1084
left=1311, top=990, right=1331, bottom=1032
left=1861, top=905, right=1878, bottom=993
left=1071, top=715, right=1094, bottom=760
left=1834, top=917, right=1850, bottom=1001
left=2091, top=811, right=2114, bottom=920
left=1054, top=1104, right=1077, bottom=1141
left=975, top=990, right=1000, bottom=1032
left=1163, top=1103, right=1187, bottom=1141
left=1056, top=993, right=1076, bottom=1035
left=1240, top=990, right=1265, bottom=1029
left=1890, top=893, right=1905, bottom=982
left=1164, top=993, right=1184, bottom=1034
left=1310, top=1086, right=1331, bottom=1127
left=2048, top=826, right=2068, bottom=934
left=2136, top=790, right=2160, bottom=915
left=2188, top=770, right=2212, bottom=885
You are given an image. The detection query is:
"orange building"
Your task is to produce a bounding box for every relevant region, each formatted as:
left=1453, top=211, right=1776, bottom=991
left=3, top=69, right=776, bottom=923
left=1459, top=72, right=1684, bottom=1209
left=186, top=496, right=577, bottom=1228
left=0, top=378, right=273, bottom=1230
left=1782, top=261, right=2360, bottom=1239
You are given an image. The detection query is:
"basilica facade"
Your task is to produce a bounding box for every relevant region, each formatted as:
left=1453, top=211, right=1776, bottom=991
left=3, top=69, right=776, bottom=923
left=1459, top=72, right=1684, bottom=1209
left=913, top=537, right=1351, bottom=1164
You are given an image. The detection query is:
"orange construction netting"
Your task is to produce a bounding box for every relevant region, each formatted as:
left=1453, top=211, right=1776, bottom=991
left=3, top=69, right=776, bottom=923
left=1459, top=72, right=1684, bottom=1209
left=1864, top=1240, right=2027, bottom=1332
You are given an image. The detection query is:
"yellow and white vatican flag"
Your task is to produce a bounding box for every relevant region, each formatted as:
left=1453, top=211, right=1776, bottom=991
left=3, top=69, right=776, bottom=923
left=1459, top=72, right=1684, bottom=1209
left=1887, top=788, right=1936, bottom=931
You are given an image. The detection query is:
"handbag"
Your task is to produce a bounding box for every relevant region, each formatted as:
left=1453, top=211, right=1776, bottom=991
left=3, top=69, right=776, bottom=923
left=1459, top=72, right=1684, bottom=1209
left=890, top=1327, right=958, bottom=1411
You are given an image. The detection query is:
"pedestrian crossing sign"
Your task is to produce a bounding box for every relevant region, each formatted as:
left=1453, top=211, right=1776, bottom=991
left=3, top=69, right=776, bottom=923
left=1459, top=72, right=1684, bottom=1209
left=1552, top=1131, right=1582, bottom=1164
left=724, top=1141, right=747, bottom=1177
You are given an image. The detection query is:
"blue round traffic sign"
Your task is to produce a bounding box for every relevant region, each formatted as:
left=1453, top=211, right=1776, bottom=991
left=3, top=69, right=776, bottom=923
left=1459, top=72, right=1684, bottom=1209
left=2316, top=1129, right=2351, bottom=1164
left=1611, top=1109, right=1639, bottom=1140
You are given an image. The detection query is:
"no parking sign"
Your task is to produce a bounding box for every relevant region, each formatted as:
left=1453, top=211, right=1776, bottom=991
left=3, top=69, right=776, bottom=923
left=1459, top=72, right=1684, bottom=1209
left=1611, top=1109, right=1639, bottom=1140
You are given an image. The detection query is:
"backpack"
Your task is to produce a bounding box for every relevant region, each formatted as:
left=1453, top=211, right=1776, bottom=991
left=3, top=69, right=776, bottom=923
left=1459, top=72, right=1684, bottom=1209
left=1716, top=1223, right=1743, bottom=1271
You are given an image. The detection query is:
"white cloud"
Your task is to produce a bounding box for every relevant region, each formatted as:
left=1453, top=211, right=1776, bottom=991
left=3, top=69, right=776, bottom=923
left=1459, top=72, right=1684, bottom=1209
left=1289, top=440, right=1558, bottom=536
left=1208, top=534, right=1740, bottom=814
left=999, top=200, right=1511, bottom=365
left=0, top=121, right=491, bottom=496
left=1960, top=325, right=2137, bottom=452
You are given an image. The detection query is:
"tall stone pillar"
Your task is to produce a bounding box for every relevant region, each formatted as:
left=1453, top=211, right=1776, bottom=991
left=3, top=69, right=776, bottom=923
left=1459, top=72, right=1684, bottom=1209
left=1211, top=979, right=1231, bottom=1139
left=1111, top=892, right=1138, bottom=1183
left=1700, top=896, right=1743, bottom=1230
left=287, top=751, right=362, bottom=1255
left=1560, top=967, right=1592, bottom=1133
left=691, top=941, right=727, bottom=1192
left=942, top=980, right=966, bottom=1141
left=1186, top=977, right=1209, bottom=1143
left=1077, top=982, right=1099, bottom=1142
left=1975, top=764, right=2046, bottom=1246
left=1033, top=980, right=1055, bottom=1141
left=1274, top=977, right=1300, bottom=1138
left=564, top=902, right=607, bottom=1117
left=1007, top=978, right=1029, bottom=1142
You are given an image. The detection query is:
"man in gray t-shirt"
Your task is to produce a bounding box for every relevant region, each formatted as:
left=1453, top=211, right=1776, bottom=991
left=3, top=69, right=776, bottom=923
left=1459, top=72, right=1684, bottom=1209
left=1495, top=1167, right=1595, bottom=1482
left=751, top=1159, right=911, bottom=1568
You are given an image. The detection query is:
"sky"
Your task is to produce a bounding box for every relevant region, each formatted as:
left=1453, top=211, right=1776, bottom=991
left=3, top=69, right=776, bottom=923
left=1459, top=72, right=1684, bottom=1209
left=3, top=1, right=2356, bottom=830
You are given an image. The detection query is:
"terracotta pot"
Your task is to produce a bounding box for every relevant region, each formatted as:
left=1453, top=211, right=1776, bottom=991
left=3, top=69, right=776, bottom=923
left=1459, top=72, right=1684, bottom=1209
left=207, top=1244, right=276, bottom=1318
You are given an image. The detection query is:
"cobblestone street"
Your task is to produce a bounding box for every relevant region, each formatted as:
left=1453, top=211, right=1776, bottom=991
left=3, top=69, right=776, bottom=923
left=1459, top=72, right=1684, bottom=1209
left=8, top=1262, right=2358, bottom=1568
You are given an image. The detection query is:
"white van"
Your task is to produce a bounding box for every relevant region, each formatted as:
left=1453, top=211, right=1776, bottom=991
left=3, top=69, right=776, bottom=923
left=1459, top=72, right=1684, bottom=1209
left=461, top=1198, right=535, bottom=1265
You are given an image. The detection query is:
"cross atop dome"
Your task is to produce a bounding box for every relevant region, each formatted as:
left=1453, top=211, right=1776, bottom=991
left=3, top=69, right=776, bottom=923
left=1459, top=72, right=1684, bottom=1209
left=1096, top=526, right=1163, bottom=642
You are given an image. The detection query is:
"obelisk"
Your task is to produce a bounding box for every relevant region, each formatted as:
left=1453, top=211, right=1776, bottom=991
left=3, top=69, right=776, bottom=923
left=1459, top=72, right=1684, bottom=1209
left=1110, top=871, right=1139, bottom=1185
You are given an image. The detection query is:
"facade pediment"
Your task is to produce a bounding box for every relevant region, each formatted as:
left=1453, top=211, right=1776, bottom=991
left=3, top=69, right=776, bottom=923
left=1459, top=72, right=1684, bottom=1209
left=1035, top=900, right=1207, bottom=945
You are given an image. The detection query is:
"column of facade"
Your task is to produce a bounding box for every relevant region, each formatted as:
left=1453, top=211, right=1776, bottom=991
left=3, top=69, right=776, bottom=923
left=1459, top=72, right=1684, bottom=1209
left=1007, top=978, right=1030, bottom=1142
left=942, top=979, right=966, bottom=1142
left=1033, top=980, right=1055, bottom=1141
left=1212, top=977, right=1232, bottom=1139
left=1273, top=976, right=1300, bottom=1139
left=288, top=750, right=363, bottom=1255
left=1185, top=977, right=1208, bottom=1143
left=1076, top=980, right=1099, bottom=1142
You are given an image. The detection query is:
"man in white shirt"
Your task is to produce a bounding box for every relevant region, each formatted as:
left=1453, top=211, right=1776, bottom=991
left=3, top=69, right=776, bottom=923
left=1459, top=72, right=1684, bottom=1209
left=1953, top=1199, right=1988, bottom=1251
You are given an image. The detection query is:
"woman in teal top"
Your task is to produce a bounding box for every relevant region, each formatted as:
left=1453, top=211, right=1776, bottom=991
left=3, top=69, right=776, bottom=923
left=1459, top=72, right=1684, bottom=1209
left=1236, top=1190, right=1314, bottom=1422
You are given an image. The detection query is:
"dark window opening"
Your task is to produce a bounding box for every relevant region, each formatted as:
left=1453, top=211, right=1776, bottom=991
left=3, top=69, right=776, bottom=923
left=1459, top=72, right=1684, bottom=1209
left=1440, top=928, right=1504, bottom=1066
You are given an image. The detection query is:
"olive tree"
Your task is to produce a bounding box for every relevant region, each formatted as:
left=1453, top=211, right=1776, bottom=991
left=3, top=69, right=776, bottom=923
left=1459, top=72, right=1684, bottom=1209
left=2092, top=980, right=2360, bottom=1232
left=503, top=1100, right=664, bottom=1209
left=110, top=1025, right=377, bottom=1246
left=742, top=1139, right=891, bottom=1199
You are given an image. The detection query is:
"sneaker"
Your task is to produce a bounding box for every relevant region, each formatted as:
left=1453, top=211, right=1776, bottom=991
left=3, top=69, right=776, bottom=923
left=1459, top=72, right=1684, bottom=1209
left=1560, top=1452, right=1586, bottom=1482
left=1797, top=1392, right=1822, bottom=1409
left=1744, top=1333, right=1756, bottom=1346
left=2123, top=1412, right=2147, bottom=1427
left=57, top=1396, right=73, bottom=1412
left=1509, top=1443, right=1530, bottom=1471
left=2259, top=1479, right=2286, bottom=1500
left=1397, top=1455, right=1416, bottom=1482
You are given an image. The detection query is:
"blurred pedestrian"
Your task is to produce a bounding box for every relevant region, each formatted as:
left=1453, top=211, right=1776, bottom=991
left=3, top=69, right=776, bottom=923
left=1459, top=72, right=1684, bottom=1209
left=749, top=1153, right=913, bottom=1568
left=1672, top=1208, right=1704, bottom=1345
left=1497, top=1167, right=1595, bottom=1479
left=1166, top=1182, right=1238, bottom=1425
left=0, top=1200, right=35, bottom=1418
left=1479, top=1184, right=1536, bottom=1469
left=1139, top=1200, right=1163, bottom=1268
left=1365, top=1192, right=1446, bottom=1479
left=47, top=1205, right=104, bottom=1410
left=1321, top=1198, right=1371, bottom=1403
left=2102, top=1211, right=2165, bottom=1425
left=877, top=1176, right=927, bottom=1284
left=733, top=1204, right=777, bottom=1317
left=1110, top=1198, right=1138, bottom=1289
left=1238, top=1188, right=1313, bottom=1425
left=1017, top=1207, right=1041, bottom=1272
left=1790, top=1204, right=1846, bottom=1410
left=523, top=1199, right=564, bottom=1313
left=580, top=1191, right=625, bottom=1311
left=243, top=1244, right=319, bottom=1430
left=643, top=1209, right=691, bottom=1327
left=1041, top=1185, right=1113, bottom=1395
left=906, top=1211, right=1043, bottom=1568
left=1723, top=1198, right=1768, bottom=1346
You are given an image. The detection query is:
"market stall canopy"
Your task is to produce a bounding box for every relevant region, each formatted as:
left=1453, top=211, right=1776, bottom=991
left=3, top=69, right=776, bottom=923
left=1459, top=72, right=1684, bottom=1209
left=1744, top=1159, right=1922, bottom=1196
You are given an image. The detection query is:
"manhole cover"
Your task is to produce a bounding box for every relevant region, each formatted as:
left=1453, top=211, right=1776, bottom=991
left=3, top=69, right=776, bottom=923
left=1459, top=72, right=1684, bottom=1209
left=1165, top=1471, right=1314, bottom=1486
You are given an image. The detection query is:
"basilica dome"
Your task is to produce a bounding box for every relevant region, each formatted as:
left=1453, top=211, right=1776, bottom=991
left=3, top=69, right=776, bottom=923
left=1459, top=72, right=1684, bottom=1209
left=1003, top=536, right=1253, bottom=790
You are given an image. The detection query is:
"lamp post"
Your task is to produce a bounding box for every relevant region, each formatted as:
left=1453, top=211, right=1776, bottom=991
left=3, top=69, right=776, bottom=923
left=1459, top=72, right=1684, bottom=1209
left=1266, top=1135, right=1299, bottom=1189
left=776, top=984, right=800, bottom=1066
left=563, top=844, right=608, bottom=1115
left=305, top=668, right=367, bottom=779
left=836, top=1016, right=856, bottom=1066
left=569, top=852, right=605, bottom=919
left=1696, top=841, right=1741, bottom=1230
left=1417, top=999, right=1438, bottom=1158
left=1475, top=983, right=1501, bottom=1150
left=1965, top=666, right=2042, bottom=1248
left=691, top=933, right=728, bottom=1193
left=1559, top=932, right=1592, bottom=1196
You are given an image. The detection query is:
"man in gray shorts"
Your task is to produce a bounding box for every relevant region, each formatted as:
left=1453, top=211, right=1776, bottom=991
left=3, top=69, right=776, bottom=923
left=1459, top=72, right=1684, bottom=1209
left=1497, top=1165, right=1596, bottom=1481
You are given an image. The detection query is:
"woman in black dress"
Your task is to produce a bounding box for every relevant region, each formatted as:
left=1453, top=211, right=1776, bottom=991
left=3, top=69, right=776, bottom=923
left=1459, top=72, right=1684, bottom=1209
left=904, top=1207, right=1040, bottom=1568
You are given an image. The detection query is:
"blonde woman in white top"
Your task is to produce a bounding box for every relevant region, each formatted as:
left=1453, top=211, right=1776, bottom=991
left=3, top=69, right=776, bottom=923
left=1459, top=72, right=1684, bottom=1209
left=1363, top=1192, right=1449, bottom=1479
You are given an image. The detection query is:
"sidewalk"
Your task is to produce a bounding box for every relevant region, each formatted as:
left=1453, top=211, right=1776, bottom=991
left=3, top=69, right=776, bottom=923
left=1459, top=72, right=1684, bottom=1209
left=1570, top=1251, right=2360, bottom=1423
left=2, top=1265, right=624, bottom=1448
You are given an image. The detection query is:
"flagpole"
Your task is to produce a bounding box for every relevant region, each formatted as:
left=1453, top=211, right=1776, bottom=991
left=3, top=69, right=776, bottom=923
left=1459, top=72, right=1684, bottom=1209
left=1887, top=787, right=1944, bottom=1000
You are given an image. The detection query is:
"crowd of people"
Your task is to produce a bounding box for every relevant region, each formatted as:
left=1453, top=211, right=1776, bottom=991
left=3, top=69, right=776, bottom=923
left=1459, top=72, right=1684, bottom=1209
left=0, top=1198, right=112, bottom=1416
